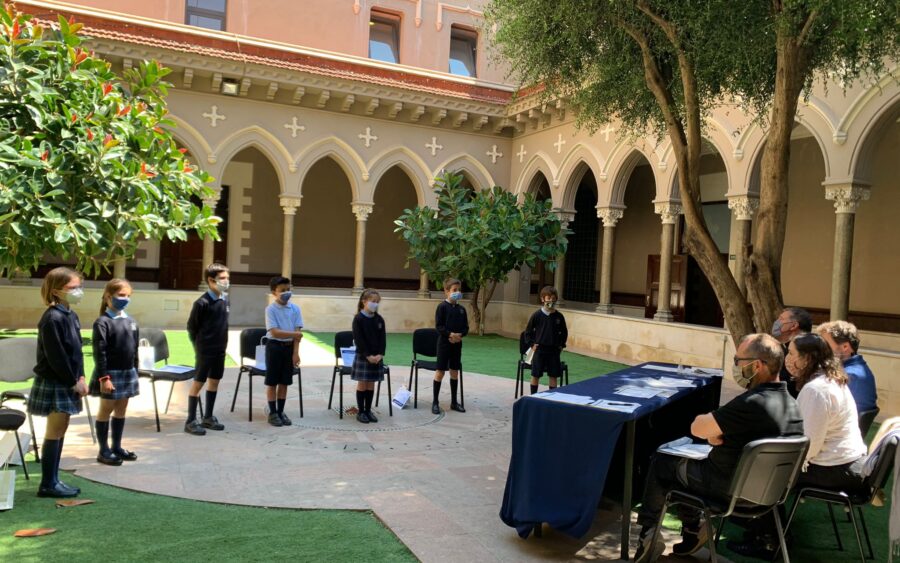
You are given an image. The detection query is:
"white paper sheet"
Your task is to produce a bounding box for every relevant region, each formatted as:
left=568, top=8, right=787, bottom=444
left=532, top=391, right=596, bottom=405
left=614, top=385, right=661, bottom=398
left=590, top=399, right=641, bottom=413
left=657, top=436, right=713, bottom=460
left=153, top=364, right=194, bottom=374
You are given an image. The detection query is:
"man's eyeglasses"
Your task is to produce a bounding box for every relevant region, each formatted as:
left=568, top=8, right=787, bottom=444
left=733, top=357, right=759, bottom=366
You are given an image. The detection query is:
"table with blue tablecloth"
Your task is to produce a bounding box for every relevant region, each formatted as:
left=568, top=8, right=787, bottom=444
left=499, top=362, right=722, bottom=559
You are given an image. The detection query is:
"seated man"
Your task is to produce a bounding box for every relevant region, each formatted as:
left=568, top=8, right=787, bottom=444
left=772, top=307, right=812, bottom=396
left=817, top=320, right=878, bottom=414
left=634, top=334, right=804, bottom=563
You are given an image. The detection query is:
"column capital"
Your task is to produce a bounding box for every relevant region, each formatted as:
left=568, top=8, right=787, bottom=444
left=654, top=202, right=683, bottom=224
left=596, top=207, right=624, bottom=227
left=727, top=196, right=759, bottom=221
left=552, top=208, right=575, bottom=226
left=825, top=184, right=870, bottom=214
left=352, top=202, right=374, bottom=221
left=280, top=196, right=302, bottom=215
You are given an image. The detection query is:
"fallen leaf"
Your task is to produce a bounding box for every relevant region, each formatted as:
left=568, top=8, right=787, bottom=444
left=56, top=499, right=94, bottom=508
left=14, top=528, right=57, bottom=537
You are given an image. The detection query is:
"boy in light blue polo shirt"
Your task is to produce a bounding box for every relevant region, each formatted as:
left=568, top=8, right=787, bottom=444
left=264, top=276, right=303, bottom=426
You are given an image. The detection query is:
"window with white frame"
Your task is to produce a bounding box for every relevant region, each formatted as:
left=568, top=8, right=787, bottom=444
left=449, top=25, right=477, bottom=77
left=369, top=10, right=400, bottom=64
left=185, top=0, right=226, bottom=31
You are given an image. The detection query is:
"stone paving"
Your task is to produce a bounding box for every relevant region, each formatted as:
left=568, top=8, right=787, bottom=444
left=33, top=336, right=735, bottom=562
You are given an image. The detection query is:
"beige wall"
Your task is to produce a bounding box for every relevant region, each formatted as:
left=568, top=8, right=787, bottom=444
left=295, top=158, right=356, bottom=277
left=612, top=164, right=657, bottom=295
left=232, top=147, right=282, bottom=274
left=369, top=166, right=420, bottom=280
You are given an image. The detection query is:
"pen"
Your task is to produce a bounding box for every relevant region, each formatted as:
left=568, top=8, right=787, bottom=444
left=606, top=401, right=636, bottom=406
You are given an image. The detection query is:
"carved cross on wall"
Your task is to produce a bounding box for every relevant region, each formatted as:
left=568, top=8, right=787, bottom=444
left=284, top=117, right=306, bottom=138
left=600, top=124, right=615, bottom=142
left=486, top=144, right=503, bottom=164
left=358, top=127, right=378, bottom=148
left=517, top=144, right=527, bottom=163
left=425, top=136, right=443, bottom=156
left=554, top=134, right=566, bottom=154
left=202, top=105, right=226, bottom=127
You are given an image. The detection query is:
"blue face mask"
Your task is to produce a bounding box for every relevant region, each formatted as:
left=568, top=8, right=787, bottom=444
left=450, top=291, right=462, bottom=302
left=772, top=320, right=783, bottom=338
left=112, top=296, right=130, bottom=310
left=279, top=291, right=293, bottom=303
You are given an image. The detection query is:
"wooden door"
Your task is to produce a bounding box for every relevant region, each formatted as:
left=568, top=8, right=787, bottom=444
left=644, top=254, right=687, bottom=322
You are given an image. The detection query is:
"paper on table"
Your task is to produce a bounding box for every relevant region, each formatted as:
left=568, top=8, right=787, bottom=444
left=153, top=364, right=194, bottom=374
left=614, top=385, right=661, bottom=399
left=591, top=399, right=640, bottom=413
left=532, top=391, right=596, bottom=405
left=657, top=436, right=713, bottom=460
left=643, top=364, right=723, bottom=378
left=654, top=376, right=697, bottom=388
left=642, top=364, right=686, bottom=374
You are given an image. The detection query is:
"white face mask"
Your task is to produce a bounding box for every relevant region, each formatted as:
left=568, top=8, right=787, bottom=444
left=367, top=301, right=379, bottom=313
left=216, top=280, right=230, bottom=293
left=59, top=287, right=84, bottom=305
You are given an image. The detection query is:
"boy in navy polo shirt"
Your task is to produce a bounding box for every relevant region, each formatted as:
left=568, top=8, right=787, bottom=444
left=433, top=278, right=468, bottom=415
left=264, top=276, right=303, bottom=426
left=185, top=263, right=230, bottom=436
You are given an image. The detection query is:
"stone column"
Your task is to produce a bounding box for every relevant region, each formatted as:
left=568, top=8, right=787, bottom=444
left=351, top=203, right=373, bottom=294
left=418, top=270, right=430, bottom=298
left=595, top=207, right=624, bottom=314
left=727, top=196, right=759, bottom=296
left=113, top=257, right=126, bottom=279
left=552, top=210, right=574, bottom=301
left=200, top=192, right=221, bottom=287
left=825, top=183, right=870, bottom=321
left=653, top=202, right=682, bottom=322
left=279, top=196, right=301, bottom=280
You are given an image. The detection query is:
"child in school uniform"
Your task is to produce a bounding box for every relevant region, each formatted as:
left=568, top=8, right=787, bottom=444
left=90, top=279, right=140, bottom=466
left=433, top=278, right=467, bottom=415
left=351, top=288, right=386, bottom=424
left=27, top=267, right=88, bottom=498
left=524, top=286, right=568, bottom=394
left=264, top=276, right=303, bottom=426
left=185, top=263, right=230, bottom=436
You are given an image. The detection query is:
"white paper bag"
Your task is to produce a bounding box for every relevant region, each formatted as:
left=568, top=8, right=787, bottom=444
left=138, top=338, right=156, bottom=370
left=255, top=338, right=267, bottom=371
left=523, top=346, right=535, bottom=365
left=392, top=386, right=411, bottom=409
left=340, top=346, right=357, bottom=367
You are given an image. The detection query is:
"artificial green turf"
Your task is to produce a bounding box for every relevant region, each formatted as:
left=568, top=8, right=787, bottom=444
left=303, top=331, right=627, bottom=382
left=2, top=463, right=415, bottom=563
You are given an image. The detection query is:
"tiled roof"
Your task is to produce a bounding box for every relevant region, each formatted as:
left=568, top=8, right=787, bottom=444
left=26, top=7, right=514, bottom=106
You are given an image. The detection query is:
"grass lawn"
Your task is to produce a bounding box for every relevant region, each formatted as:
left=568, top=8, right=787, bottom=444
left=2, top=463, right=415, bottom=562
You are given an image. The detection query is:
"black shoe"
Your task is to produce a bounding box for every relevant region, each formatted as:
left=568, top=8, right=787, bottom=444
left=450, top=402, right=466, bottom=413
left=633, top=529, right=664, bottom=563
left=268, top=412, right=283, bottom=427
left=37, top=482, right=79, bottom=498
left=431, top=402, right=441, bottom=415
left=726, top=538, right=777, bottom=560
left=56, top=481, right=80, bottom=495
left=112, top=448, right=138, bottom=461
left=279, top=412, right=292, bottom=426
left=673, top=522, right=708, bottom=556
left=201, top=416, right=224, bottom=431
left=366, top=411, right=378, bottom=423
left=184, top=420, right=207, bottom=436
left=356, top=411, right=370, bottom=424
left=97, top=451, right=123, bottom=466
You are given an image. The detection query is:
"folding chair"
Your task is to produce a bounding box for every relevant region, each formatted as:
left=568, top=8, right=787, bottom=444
left=230, top=328, right=302, bottom=421
left=514, top=331, right=569, bottom=398
left=407, top=328, right=463, bottom=409
left=0, top=408, right=29, bottom=480
left=784, top=435, right=898, bottom=562
left=0, top=338, right=96, bottom=460
left=329, top=331, right=392, bottom=419
left=136, top=328, right=201, bottom=432
left=858, top=407, right=880, bottom=439
left=649, top=436, right=810, bottom=563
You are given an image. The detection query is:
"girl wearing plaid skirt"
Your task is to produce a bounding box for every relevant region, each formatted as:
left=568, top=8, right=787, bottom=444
left=27, top=267, right=88, bottom=498
left=351, top=289, right=386, bottom=424
left=90, top=279, right=141, bottom=466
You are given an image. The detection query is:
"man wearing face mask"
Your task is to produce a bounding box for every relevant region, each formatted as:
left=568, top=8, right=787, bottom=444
left=633, top=334, right=804, bottom=562
left=771, top=307, right=812, bottom=396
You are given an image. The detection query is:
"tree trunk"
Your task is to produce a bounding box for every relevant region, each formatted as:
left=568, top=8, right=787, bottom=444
left=469, top=289, right=482, bottom=336
left=468, top=281, right=498, bottom=336
left=746, top=28, right=809, bottom=332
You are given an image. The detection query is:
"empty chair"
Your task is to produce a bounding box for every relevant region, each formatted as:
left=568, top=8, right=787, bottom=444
left=136, top=328, right=200, bottom=432
left=329, top=331, right=392, bottom=419
left=648, top=436, right=810, bottom=563
left=515, top=331, right=569, bottom=398
left=230, top=328, right=302, bottom=421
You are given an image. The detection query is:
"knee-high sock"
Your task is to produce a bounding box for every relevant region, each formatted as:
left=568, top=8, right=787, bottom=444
left=276, top=398, right=286, bottom=414
left=450, top=378, right=459, bottom=404
left=111, top=417, right=125, bottom=452
left=356, top=390, right=365, bottom=412
left=204, top=390, right=217, bottom=418
left=96, top=420, right=110, bottom=453
left=40, top=438, right=60, bottom=488
left=432, top=380, right=442, bottom=404
left=364, top=390, right=374, bottom=413
left=530, top=384, right=538, bottom=395
left=186, top=395, right=199, bottom=422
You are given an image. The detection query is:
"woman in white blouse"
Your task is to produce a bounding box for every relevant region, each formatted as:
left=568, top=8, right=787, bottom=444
left=786, top=333, right=867, bottom=491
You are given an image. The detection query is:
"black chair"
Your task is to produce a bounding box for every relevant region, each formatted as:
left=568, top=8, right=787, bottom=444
left=407, top=328, right=464, bottom=409
left=230, top=328, right=302, bottom=421
left=329, top=331, right=392, bottom=419
left=514, top=331, right=569, bottom=398
left=858, top=407, right=880, bottom=439
left=0, top=408, right=29, bottom=480
left=784, top=435, right=897, bottom=562
left=0, top=338, right=96, bottom=458
left=648, top=436, right=810, bottom=563
left=136, top=328, right=201, bottom=432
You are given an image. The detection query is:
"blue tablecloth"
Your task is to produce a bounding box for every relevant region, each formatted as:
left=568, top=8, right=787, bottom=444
left=499, top=363, right=721, bottom=539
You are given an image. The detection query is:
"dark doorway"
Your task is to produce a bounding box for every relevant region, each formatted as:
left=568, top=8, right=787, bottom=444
left=158, top=187, right=228, bottom=289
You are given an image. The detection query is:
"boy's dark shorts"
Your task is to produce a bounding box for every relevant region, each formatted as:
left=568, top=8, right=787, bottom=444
left=264, top=340, right=295, bottom=386
left=194, top=353, right=226, bottom=383
left=436, top=340, right=462, bottom=371
left=531, top=348, right=562, bottom=378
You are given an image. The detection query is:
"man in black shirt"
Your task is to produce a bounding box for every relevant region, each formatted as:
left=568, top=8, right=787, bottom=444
left=634, top=333, right=803, bottom=563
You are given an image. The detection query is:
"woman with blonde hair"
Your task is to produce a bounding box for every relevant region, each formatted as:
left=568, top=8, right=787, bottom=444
left=89, top=278, right=140, bottom=465
left=27, top=266, right=87, bottom=498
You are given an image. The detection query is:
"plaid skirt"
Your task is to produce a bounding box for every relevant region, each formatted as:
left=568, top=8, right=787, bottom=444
left=351, top=354, right=384, bottom=382
left=89, top=368, right=140, bottom=400
left=26, top=375, right=83, bottom=416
